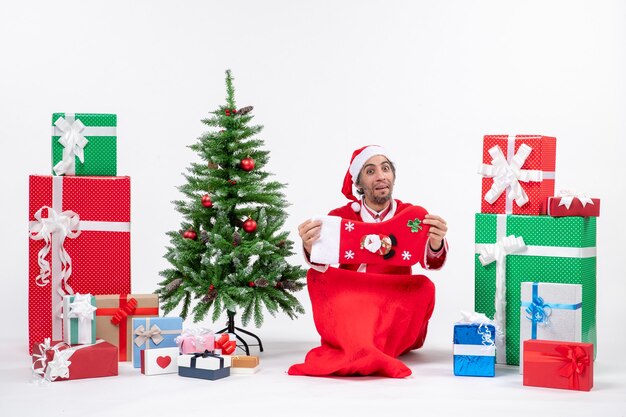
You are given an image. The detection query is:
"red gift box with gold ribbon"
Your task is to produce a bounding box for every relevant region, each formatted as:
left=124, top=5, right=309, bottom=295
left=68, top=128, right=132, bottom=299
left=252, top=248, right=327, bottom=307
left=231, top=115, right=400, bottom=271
left=95, top=294, right=159, bottom=361
left=478, top=135, right=556, bottom=215
left=28, top=175, right=131, bottom=354
left=523, top=339, right=593, bottom=391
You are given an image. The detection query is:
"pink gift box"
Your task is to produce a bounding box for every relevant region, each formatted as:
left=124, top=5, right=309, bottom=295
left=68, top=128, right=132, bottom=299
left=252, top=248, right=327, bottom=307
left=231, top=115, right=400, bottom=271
left=175, top=328, right=215, bottom=354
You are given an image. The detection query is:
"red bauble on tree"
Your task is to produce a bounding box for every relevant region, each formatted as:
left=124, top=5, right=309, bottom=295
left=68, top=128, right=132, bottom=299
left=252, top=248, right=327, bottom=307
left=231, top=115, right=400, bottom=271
left=183, top=228, right=197, bottom=240
left=201, top=194, right=213, bottom=208
left=240, top=156, right=255, bottom=172
left=242, top=217, right=257, bottom=233
left=248, top=281, right=256, bottom=287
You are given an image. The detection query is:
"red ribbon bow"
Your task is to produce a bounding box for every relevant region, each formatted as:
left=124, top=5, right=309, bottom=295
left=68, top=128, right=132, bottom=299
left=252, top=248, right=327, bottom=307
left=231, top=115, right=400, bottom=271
left=215, top=334, right=237, bottom=355
left=554, top=345, right=590, bottom=390
left=110, top=297, right=138, bottom=325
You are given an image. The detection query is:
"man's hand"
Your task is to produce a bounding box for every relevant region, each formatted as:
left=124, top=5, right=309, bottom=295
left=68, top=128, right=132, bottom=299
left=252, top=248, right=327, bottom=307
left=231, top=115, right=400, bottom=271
left=423, top=214, right=447, bottom=251
left=298, top=219, right=322, bottom=255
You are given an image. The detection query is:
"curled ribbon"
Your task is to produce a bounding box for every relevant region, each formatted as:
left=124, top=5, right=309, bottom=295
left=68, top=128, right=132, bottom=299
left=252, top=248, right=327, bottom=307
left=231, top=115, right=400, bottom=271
left=133, top=324, right=165, bottom=347
left=557, top=189, right=595, bottom=210
left=53, top=116, right=89, bottom=176
left=525, top=295, right=552, bottom=326
left=456, top=311, right=496, bottom=347
left=31, top=338, right=72, bottom=383
left=477, top=235, right=527, bottom=362
left=29, top=206, right=81, bottom=290
left=110, top=297, right=138, bottom=325
left=478, top=144, right=543, bottom=208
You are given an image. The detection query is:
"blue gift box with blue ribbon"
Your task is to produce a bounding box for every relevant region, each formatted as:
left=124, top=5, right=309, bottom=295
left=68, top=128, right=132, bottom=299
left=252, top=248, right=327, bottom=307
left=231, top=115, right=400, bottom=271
left=453, top=323, right=496, bottom=377
left=519, top=282, right=582, bottom=373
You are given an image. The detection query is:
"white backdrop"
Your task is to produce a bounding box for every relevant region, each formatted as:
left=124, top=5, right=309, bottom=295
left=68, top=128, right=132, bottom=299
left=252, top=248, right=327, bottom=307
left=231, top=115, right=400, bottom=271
left=1, top=0, right=625, bottom=382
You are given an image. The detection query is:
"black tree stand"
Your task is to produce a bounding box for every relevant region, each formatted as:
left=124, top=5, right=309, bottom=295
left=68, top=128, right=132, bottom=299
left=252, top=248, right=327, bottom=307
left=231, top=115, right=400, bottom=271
left=216, top=310, right=264, bottom=355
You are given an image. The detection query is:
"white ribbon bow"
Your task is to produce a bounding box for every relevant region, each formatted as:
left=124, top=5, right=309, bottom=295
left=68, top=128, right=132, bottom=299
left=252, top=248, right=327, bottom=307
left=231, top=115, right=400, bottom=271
left=32, top=338, right=72, bottom=382
left=477, top=235, right=527, bottom=362
left=53, top=116, right=89, bottom=176
left=29, top=206, right=81, bottom=289
left=134, top=324, right=165, bottom=347
left=46, top=349, right=73, bottom=381
left=67, top=293, right=96, bottom=323
left=557, top=189, right=595, bottom=209
left=478, top=144, right=543, bottom=208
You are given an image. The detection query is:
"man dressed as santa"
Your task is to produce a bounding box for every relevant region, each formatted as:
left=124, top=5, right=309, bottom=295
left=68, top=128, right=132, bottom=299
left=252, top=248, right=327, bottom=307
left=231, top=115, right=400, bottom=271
left=288, top=145, right=449, bottom=378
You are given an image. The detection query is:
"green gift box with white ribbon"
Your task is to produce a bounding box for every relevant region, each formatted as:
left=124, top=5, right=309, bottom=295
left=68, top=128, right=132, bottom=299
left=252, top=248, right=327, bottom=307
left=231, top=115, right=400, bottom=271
left=51, top=113, right=117, bottom=176
left=474, top=213, right=596, bottom=366
left=62, top=293, right=97, bottom=345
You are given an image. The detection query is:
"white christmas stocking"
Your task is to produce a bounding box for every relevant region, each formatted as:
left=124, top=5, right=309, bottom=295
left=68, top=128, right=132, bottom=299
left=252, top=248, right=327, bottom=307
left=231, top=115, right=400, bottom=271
left=310, top=205, right=430, bottom=266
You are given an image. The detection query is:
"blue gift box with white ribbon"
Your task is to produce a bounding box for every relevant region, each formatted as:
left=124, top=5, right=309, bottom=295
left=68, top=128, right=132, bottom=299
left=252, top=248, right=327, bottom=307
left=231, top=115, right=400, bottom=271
left=131, top=317, right=183, bottom=368
left=453, top=323, right=496, bottom=377
left=519, top=282, right=582, bottom=373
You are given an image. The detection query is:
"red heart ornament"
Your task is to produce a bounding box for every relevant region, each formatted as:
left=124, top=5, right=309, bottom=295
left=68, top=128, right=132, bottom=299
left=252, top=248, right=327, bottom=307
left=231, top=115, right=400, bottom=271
left=156, top=356, right=172, bottom=369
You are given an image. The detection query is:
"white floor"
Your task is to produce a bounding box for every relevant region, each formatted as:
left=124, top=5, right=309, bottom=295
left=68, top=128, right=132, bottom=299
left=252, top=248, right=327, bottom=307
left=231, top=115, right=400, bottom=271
left=2, top=335, right=625, bottom=417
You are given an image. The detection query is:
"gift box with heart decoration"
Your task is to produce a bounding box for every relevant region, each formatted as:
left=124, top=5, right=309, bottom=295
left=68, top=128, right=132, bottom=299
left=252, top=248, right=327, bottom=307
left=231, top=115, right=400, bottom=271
left=141, top=347, right=179, bottom=376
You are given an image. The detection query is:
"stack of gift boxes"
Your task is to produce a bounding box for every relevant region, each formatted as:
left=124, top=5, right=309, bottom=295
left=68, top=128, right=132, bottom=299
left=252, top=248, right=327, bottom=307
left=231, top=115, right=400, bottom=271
left=29, top=113, right=259, bottom=382
left=453, top=134, right=599, bottom=391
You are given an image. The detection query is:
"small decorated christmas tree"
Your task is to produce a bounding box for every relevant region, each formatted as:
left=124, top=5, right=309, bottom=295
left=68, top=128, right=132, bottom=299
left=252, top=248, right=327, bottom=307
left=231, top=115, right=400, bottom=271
left=157, top=70, right=306, bottom=331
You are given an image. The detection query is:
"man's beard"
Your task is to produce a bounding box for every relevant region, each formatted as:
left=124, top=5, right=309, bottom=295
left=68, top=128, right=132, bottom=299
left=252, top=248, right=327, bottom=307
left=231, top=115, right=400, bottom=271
left=370, top=192, right=392, bottom=206
left=365, top=182, right=393, bottom=205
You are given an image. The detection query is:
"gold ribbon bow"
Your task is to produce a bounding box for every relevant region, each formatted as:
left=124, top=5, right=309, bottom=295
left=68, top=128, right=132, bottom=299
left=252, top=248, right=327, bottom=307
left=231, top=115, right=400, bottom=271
left=133, top=324, right=164, bottom=347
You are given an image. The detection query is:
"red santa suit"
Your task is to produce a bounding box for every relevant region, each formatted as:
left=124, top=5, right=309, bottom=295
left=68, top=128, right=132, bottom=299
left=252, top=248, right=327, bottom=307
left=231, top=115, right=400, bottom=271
left=288, top=198, right=448, bottom=378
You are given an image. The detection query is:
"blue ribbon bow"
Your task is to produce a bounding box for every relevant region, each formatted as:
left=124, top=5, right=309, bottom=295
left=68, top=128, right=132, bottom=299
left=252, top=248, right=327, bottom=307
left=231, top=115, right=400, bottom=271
left=521, top=282, right=582, bottom=339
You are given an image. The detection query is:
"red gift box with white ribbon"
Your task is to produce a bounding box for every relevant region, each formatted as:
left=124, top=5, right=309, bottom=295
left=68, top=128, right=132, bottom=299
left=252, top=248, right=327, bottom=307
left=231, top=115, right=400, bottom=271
left=546, top=191, right=600, bottom=217
left=478, top=135, right=556, bottom=215
left=32, top=339, right=118, bottom=382
left=28, top=175, right=131, bottom=353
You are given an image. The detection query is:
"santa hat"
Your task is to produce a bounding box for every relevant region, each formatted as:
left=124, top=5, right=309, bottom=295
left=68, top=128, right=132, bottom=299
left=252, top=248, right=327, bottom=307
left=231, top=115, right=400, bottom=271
left=341, top=145, right=393, bottom=212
